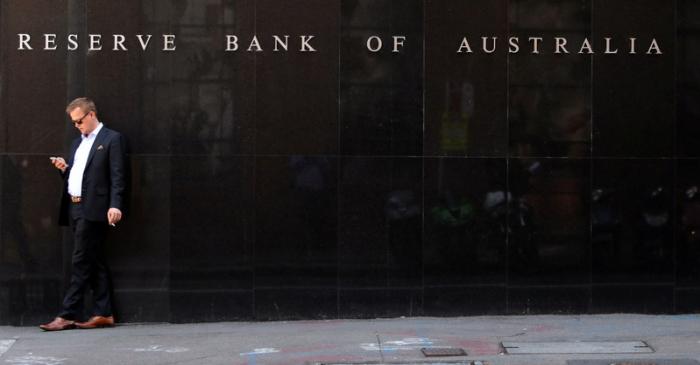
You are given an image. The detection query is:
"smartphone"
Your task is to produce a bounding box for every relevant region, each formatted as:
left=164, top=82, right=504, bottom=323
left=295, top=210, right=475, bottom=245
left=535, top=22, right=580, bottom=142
left=49, top=157, right=69, bottom=168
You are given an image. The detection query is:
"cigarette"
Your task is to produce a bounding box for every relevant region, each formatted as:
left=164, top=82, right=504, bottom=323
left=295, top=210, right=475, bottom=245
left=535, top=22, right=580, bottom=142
left=110, top=223, right=116, bottom=227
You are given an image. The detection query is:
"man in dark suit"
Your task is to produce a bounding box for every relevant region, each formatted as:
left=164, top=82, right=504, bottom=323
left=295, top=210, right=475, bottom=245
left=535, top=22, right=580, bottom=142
left=40, top=97, right=126, bottom=331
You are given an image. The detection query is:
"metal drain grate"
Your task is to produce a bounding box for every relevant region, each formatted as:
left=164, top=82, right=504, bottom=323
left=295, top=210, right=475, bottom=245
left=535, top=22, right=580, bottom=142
left=421, top=347, right=468, bottom=357
left=567, top=360, right=700, bottom=365
left=311, top=360, right=484, bottom=365
left=502, top=341, right=654, bottom=354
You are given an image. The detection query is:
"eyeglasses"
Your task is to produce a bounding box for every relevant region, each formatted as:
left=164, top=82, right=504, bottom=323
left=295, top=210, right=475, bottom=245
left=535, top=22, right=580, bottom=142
left=71, top=112, right=90, bottom=125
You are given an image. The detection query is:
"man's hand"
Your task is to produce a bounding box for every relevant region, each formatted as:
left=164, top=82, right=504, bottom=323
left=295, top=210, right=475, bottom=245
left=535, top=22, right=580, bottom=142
left=107, top=208, right=122, bottom=226
left=50, top=157, right=68, bottom=172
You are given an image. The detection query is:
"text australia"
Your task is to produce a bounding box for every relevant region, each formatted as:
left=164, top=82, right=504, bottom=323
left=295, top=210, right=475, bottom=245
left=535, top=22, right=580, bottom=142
left=456, top=36, right=663, bottom=54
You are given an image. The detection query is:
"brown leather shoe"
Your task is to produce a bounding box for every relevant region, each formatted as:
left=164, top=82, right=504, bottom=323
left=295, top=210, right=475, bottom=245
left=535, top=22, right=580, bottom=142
left=75, top=315, right=115, bottom=329
left=39, top=317, right=76, bottom=331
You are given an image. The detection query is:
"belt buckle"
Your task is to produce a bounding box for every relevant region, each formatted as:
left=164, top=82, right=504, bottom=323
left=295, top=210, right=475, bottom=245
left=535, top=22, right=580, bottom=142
left=71, top=196, right=81, bottom=203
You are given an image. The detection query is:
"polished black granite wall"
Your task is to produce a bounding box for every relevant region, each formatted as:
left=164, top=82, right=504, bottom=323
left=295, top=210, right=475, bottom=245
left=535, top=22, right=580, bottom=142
left=1, top=0, right=699, bottom=325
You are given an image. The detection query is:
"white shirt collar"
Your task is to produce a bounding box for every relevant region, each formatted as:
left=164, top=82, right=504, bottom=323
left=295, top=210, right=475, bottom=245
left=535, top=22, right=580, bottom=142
left=82, top=122, right=104, bottom=139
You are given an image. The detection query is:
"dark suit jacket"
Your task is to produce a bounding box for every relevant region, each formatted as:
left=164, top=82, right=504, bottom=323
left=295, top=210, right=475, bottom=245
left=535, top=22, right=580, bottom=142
left=58, top=126, right=126, bottom=226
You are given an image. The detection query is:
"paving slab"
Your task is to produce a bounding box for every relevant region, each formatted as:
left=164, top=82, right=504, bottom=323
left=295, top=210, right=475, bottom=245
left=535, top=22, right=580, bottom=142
left=502, top=341, right=653, bottom=355
left=567, top=360, right=700, bottom=365
left=0, top=339, right=15, bottom=357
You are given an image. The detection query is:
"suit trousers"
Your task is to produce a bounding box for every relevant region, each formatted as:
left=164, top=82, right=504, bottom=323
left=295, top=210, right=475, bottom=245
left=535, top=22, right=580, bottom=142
left=58, top=203, right=113, bottom=320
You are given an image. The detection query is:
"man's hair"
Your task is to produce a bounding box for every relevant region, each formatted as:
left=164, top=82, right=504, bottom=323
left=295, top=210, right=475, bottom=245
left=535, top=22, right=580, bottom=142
left=66, top=97, right=97, bottom=115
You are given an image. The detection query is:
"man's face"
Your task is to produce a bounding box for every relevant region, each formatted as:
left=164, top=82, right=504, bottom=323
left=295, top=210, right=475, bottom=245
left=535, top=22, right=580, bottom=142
left=69, top=108, right=97, bottom=135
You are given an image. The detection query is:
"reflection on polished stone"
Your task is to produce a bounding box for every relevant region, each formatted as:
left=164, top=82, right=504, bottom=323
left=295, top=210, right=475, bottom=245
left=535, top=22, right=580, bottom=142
left=425, top=0, right=508, bottom=157
left=677, top=159, right=700, bottom=286
left=508, top=158, right=590, bottom=285
left=424, top=158, right=507, bottom=285
left=509, top=0, right=591, bottom=158
left=592, top=0, right=674, bottom=158
left=339, top=157, right=422, bottom=288
left=1, top=0, right=700, bottom=323
left=0, top=156, right=67, bottom=325
left=256, top=156, right=337, bottom=287
left=256, top=0, right=340, bottom=155
left=341, top=0, right=423, bottom=156
left=592, top=159, right=674, bottom=284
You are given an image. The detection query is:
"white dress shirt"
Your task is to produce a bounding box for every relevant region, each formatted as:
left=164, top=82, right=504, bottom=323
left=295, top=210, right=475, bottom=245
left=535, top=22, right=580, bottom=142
left=68, top=122, right=103, bottom=197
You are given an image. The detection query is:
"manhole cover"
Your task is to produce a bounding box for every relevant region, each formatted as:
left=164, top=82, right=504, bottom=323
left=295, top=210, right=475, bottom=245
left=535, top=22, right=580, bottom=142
left=567, top=360, right=700, bottom=365
left=422, top=347, right=468, bottom=357
left=502, top=341, right=653, bottom=354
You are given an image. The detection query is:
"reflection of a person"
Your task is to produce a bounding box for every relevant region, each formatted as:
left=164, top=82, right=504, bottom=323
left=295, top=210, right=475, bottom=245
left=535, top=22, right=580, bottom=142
left=636, top=186, right=671, bottom=264
left=40, top=97, right=126, bottom=331
left=290, top=156, right=333, bottom=258
left=680, top=186, right=700, bottom=277
left=592, top=188, right=622, bottom=267
left=2, top=157, right=32, bottom=273
left=510, top=85, right=589, bottom=157
left=2, top=157, right=34, bottom=325
left=431, top=190, right=475, bottom=264
left=505, top=160, right=538, bottom=269
left=385, top=189, right=421, bottom=283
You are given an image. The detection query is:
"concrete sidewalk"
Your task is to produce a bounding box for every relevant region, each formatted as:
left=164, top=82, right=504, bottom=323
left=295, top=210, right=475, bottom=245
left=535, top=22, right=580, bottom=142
left=1, top=315, right=700, bottom=365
